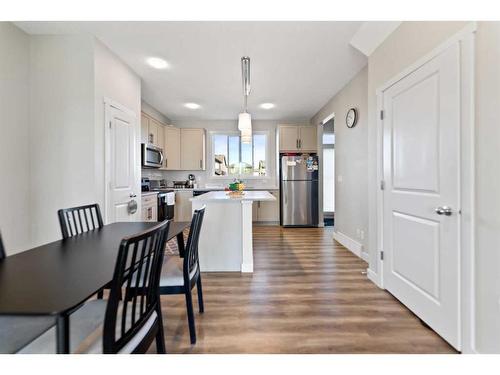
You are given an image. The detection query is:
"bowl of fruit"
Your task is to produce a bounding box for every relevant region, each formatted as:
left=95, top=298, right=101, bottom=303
left=226, top=180, right=245, bottom=196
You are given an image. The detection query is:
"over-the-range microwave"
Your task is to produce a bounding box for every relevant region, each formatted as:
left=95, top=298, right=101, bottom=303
left=141, top=143, right=164, bottom=168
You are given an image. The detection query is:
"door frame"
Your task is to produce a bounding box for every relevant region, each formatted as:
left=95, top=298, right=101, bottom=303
left=374, top=22, right=476, bottom=353
left=104, top=98, right=138, bottom=225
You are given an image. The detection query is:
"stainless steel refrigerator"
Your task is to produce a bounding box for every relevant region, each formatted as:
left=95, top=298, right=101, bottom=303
left=280, top=153, right=319, bottom=226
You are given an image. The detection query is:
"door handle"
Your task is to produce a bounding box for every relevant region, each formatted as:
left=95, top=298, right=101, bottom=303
left=435, top=206, right=453, bottom=216
left=129, top=193, right=137, bottom=198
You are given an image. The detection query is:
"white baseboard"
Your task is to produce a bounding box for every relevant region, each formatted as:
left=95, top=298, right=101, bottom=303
left=241, top=262, right=253, bottom=273
left=367, top=268, right=382, bottom=288
left=333, top=231, right=363, bottom=258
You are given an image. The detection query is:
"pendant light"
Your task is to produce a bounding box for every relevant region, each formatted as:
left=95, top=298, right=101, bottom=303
left=238, top=56, right=252, bottom=143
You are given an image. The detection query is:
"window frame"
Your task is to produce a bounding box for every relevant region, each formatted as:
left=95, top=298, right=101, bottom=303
left=208, top=130, right=272, bottom=180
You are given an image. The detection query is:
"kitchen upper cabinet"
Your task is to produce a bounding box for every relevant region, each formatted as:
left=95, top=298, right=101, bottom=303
left=279, top=126, right=300, bottom=151
left=180, top=128, right=206, bottom=170
left=149, top=118, right=164, bottom=149
left=140, top=114, right=149, bottom=144
left=298, top=126, right=317, bottom=151
left=141, top=112, right=164, bottom=148
left=278, top=125, right=317, bottom=152
left=163, top=126, right=181, bottom=170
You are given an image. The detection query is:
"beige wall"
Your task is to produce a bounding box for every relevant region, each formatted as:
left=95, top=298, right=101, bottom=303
left=2, top=27, right=142, bottom=249
left=367, top=21, right=500, bottom=353
left=29, top=35, right=96, bottom=246
left=311, top=66, right=368, bottom=255
left=0, top=23, right=31, bottom=254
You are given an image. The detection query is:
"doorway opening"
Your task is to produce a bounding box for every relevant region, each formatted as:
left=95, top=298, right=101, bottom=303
left=322, top=115, right=335, bottom=226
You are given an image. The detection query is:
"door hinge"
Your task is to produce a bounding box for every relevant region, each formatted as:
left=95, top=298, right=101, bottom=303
left=380, top=251, right=384, bottom=261
left=380, top=110, right=384, bottom=120
left=380, top=180, right=385, bottom=190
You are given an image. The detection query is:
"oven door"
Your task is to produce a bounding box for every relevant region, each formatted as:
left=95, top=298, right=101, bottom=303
left=141, top=143, right=164, bottom=168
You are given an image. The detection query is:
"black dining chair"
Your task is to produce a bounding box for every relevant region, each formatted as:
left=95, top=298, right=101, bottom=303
left=58, top=203, right=104, bottom=238
left=158, top=207, right=205, bottom=344
left=58, top=203, right=107, bottom=298
left=19, top=220, right=170, bottom=354
left=0, top=231, right=56, bottom=354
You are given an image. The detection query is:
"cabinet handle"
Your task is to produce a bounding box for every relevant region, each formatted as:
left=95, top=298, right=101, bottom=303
left=299, top=139, right=301, bottom=149
left=296, top=139, right=299, bottom=149
left=165, top=159, right=168, bottom=168
left=199, top=160, right=203, bottom=169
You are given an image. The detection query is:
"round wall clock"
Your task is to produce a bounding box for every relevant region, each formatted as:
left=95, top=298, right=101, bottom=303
left=346, top=108, right=358, bottom=128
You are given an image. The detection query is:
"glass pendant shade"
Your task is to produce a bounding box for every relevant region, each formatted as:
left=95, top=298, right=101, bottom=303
left=238, top=112, right=252, bottom=131
left=241, top=127, right=252, bottom=144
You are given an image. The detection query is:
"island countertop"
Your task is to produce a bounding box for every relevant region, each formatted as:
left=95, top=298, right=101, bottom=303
left=190, top=190, right=276, bottom=202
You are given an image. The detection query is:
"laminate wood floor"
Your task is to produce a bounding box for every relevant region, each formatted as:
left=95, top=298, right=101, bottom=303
left=153, top=226, right=456, bottom=354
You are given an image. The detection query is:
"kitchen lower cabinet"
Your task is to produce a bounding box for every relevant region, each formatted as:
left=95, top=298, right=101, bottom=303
left=253, top=190, right=279, bottom=223
left=141, top=194, right=158, bottom=222
left=174, top=191, right=192, bottom=222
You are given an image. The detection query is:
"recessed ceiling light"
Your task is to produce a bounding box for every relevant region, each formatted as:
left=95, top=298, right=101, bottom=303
left=260, top=103, right=275, bottom=109
left=184, top=103, right=201, bottom=110
left=146, top=57, right=169, bottom=69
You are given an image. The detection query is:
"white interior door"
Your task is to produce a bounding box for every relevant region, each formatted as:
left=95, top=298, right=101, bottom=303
left=106, top=103, right=138, bottom=223
left=382, top=44, right=460, bottom=349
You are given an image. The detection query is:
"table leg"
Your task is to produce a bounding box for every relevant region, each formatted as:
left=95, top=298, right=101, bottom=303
left=56, top=314, right=70, bottom=354
left=176, top=232, right=186, bottom=258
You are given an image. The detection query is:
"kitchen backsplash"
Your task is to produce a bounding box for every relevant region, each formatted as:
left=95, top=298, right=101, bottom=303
left=141, top=169, right=278, bottom=188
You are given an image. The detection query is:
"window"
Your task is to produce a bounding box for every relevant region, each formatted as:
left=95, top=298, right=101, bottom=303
left=212, top=132, right=268, bottom=177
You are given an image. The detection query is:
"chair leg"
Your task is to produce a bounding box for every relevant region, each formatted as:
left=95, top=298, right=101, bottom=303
left=185, top=290, right=197, bottom=344
left=196, top=276, right=204, bottom=313
left=155, top=303, right=167, bottom=354
left=97, top=289, right=104, bottom=299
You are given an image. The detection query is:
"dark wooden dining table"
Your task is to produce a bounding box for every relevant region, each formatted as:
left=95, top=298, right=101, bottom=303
left=0, top=221, right=190, bottom=354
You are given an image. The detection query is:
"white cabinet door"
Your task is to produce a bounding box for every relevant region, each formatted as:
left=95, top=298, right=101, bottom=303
left=382, top=44, right=460, bottom=349
left=299, top=126, right=317, bottom=151
left=279, top=126, right=299, bottom=151
left=140, top=113, right=149, bottom=144
left=257, top=191, right=279, bottom=222
left=148, top=118, right=164, bottom=148
left=180, top=129, right=205, bottom=170
left=141, top=205, right=157, bottom=222
left=174, top=191, right=193, bottom=222
left=156, top=121, right=164, bottom=150
left=163, top=126, right=181, bottom=170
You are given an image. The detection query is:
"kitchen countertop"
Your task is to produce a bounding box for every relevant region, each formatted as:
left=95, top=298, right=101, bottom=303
left=161, top=187, right=279, bottom=192
left=190, top=190, right=276, bottom=202
left=141, top=191, right=159, bottom=197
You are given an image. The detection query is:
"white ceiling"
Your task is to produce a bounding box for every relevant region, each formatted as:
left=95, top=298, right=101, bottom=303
left=16, top=21, right=367, bottom=121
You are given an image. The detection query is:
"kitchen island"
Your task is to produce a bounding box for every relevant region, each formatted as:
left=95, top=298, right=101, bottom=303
left=190, top=191, right=276, bottom=273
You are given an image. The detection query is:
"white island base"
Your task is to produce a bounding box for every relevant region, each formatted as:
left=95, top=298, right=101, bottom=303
left=190, top=191, right=276, bottom=273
